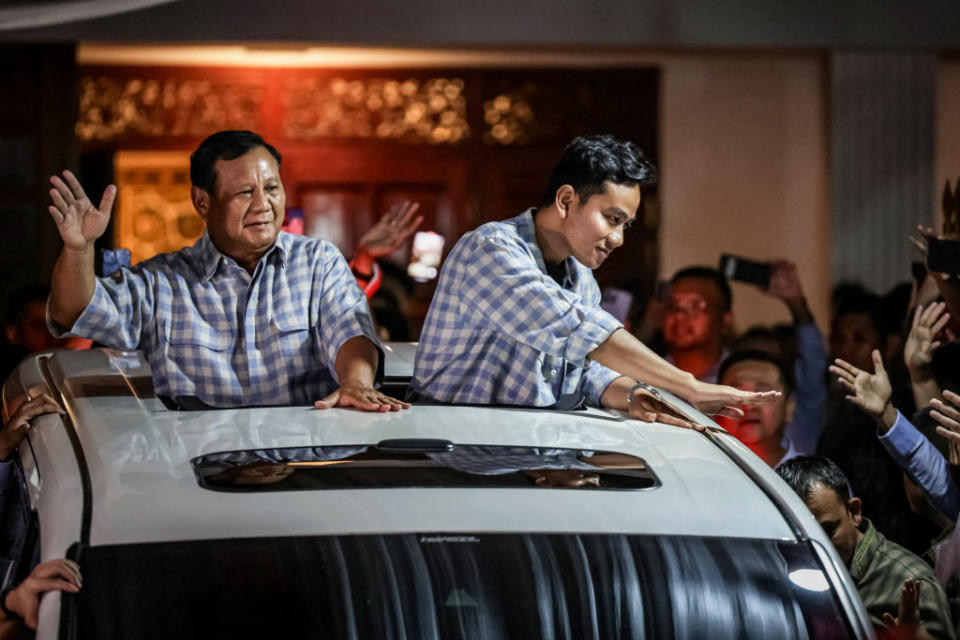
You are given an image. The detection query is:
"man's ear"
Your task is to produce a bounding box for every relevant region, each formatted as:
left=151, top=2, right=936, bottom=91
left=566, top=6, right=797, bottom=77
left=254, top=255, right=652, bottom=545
left=846, top=496, right=863, bottom=526
left=191, top=186, right=210, bottom=221
left=554, top=185, right=576, bottom=218
left=721, top=310, right=736, bottom=337
left=4, top=324, right=20, bottom=346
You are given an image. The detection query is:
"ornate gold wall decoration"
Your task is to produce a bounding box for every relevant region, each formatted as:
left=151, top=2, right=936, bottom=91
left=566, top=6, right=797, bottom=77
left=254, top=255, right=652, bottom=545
left=76, top=76, right=263, bottom=142
left=113, top=151, right=199, bottom=264
left=483, top=85, right=536, bottom=145
left=283, top=77, right=469, bottom=144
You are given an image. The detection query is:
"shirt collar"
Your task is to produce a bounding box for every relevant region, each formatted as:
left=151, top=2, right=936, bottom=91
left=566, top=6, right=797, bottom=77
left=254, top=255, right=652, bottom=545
left=517, top=208, right=578, bottom=289
left=849, top=518, right=879, bottom=581
left=197, top=230, right=287, bottom=281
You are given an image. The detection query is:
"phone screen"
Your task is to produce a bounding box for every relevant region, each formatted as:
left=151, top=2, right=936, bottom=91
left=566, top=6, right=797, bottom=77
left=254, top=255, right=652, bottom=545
left=408, top=231, right=445, bottom=282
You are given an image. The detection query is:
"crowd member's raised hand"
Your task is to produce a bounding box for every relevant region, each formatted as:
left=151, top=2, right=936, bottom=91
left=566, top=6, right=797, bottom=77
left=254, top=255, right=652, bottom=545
left=904, top=302, right=951, bottom=410
left=0, top=396, right=63, bottom=461
left=930, top=389, right=960, bottom=465
left=905, top=303, right=951, bottom=371
left=355, top=201, right=422, bottom=260
left=830, top=350, right=896, bottom=428
left=764, top=259, right=814, bottom=323
left=880, top=579, right=936, bottom=640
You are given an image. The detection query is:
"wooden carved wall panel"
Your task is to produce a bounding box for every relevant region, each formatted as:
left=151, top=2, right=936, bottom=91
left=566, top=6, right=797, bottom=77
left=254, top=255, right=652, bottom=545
left=283, top=77, right=469, bottom=144
left=76, top=76, right=263, bottom=143
left=113, top=151, right=199, bottom=264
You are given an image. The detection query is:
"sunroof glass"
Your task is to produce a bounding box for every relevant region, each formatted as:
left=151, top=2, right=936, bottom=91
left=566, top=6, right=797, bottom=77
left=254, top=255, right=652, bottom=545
left=192, top=442, right=659, bottom=492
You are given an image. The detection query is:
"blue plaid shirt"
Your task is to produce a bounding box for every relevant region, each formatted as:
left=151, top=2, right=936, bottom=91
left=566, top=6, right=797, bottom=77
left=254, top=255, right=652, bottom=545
left=53, top=231, right=381, bottom=407
left=412, top=209, right=623, bottom=409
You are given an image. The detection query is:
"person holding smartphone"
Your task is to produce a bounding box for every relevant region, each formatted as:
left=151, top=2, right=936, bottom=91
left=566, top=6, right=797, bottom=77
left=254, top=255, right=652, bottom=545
left=411, top=135, right=778, bottom=424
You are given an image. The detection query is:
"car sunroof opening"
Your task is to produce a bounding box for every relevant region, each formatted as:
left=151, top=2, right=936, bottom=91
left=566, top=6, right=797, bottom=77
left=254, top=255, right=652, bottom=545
left=192, top=445, right=659, bottom=492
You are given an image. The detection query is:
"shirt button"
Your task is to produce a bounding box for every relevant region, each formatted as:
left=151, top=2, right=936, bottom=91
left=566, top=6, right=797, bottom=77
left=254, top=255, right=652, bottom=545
left=550, top=369, right=557, bottom=376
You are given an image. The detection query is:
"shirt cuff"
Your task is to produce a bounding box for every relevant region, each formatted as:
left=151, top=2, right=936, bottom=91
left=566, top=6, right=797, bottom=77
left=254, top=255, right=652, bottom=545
left=563, top=308, right=622, bottom=366
left=583, top=365, right=623, bottom=408
left=45, top=280, right=106, bottom=339
left=878, top=410, right=924, bottom=460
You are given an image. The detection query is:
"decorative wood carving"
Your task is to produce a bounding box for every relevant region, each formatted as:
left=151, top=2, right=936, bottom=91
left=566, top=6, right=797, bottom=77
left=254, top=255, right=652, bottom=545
left=76, top=76, right=263, bottom=142
left=283, top=76, right=469, bottom=144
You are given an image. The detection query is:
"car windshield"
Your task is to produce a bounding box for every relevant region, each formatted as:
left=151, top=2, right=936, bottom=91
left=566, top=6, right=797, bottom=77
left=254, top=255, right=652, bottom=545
left=192, top=444, right=659, bottom=491
left=69, top=533, right=850, bottom=639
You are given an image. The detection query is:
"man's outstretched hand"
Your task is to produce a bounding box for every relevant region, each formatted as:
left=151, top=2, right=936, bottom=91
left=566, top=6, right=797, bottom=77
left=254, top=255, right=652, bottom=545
left=48, top=170, right=115, bottom=252
left=687, top=380, right=781, bottom=419
left=830, top=349, right=895, bottom=425
left=314, top=385, right=411, bottom=413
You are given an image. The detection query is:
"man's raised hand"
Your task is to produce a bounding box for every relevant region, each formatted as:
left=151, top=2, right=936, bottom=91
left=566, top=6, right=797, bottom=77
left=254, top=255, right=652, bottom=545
left=830, top=349, right=892, bottom=420
left=48, top=170, right=116, bottom=251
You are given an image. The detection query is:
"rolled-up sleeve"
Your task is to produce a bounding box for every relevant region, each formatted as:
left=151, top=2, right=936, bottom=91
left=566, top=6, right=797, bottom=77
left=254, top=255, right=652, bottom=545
left=878, top=410, right=960, bottom=521
left=459, top=236, right=622, bottom=366
left=317, top=245, right=384, bottom=385
left=47, top=268, right=154, bottom=350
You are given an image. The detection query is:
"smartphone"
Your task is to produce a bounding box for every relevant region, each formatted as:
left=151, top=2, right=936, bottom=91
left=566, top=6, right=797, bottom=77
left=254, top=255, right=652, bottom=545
left=97, top=248, right=131, bottom=277
left=927, top=238, right=960, bottom=275
left=408, top=231, right=445, bottom=282
left=718, top=253, right=771, bottom=288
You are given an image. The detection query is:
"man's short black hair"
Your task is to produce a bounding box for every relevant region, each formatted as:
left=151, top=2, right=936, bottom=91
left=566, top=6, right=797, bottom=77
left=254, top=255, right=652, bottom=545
left=6, top=284, right=49, bottom=325
left=539, top=134, right=657, bottom=208
left=776, top=455, right=852, bottom=503
left=670, top=266, right=732, bottom=312
left=190, top=130, right=282, bottom=194
left=717, top=349, right=795, bottom=394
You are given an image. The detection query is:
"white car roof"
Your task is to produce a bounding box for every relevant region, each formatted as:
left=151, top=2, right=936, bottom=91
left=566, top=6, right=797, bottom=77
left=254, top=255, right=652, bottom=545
left=9, top=348, right=799, bottom=550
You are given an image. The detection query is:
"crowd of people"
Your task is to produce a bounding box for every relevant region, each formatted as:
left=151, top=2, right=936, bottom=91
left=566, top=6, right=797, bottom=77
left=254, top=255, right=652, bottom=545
left=0, top=128, right=958, bottom=636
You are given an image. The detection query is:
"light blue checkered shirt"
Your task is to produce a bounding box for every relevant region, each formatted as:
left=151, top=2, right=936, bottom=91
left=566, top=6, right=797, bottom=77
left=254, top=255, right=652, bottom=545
left=411, top=209, right=623, bottom=409
left=53, top=231, right=381, bottom=407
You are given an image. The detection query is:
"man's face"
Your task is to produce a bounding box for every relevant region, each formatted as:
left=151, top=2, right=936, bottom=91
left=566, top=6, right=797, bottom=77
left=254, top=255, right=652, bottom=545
left=829, top=312, right=880, bottom=371
left=196, top=146, right=286, bottom=264
left=663, top=278, right=728, bottom=351
left=7, top=300, right=65, bottom=353
left=561, top=182, right=641, bottom=269
left=716, top=360, right=793, bottom=451
left=804, top=484, right=862, bottom=566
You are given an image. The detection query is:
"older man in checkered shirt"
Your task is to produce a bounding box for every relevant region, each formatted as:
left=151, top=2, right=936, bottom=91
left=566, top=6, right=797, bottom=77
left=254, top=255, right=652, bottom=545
left=45, top=130, right=408, bottom=411
left=412, top=135, right=778, bottom=423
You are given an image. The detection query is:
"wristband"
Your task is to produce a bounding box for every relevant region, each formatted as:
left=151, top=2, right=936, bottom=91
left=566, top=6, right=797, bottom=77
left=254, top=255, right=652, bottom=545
left=0, top=585, right=21, bottom=622
left=627, top=381, right=662, bottom=406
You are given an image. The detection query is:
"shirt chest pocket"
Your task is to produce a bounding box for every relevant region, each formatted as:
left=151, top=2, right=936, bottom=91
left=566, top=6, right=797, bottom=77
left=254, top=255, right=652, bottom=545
left=162, top=318, right=234, bottom=352
left=271, top=309, right=314, bottom=359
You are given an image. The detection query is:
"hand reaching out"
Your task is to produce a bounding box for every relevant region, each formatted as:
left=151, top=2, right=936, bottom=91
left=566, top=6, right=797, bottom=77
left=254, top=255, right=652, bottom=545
left=4, top=558, right=81, bottom=629
left=0, top=395, right=64, bottom=460
left=688, top=381, right=780, bottom=419
left=881, top=579, right=935, bottom=640
left=356, top=201, right=422, bottom=259
left=931, top=389, right=960, bottom=447
left=829, top=350, right=892, bottom=420
left=47, top=170, right=115, bottom=252
left=904, top=302, right=951, bottom=371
